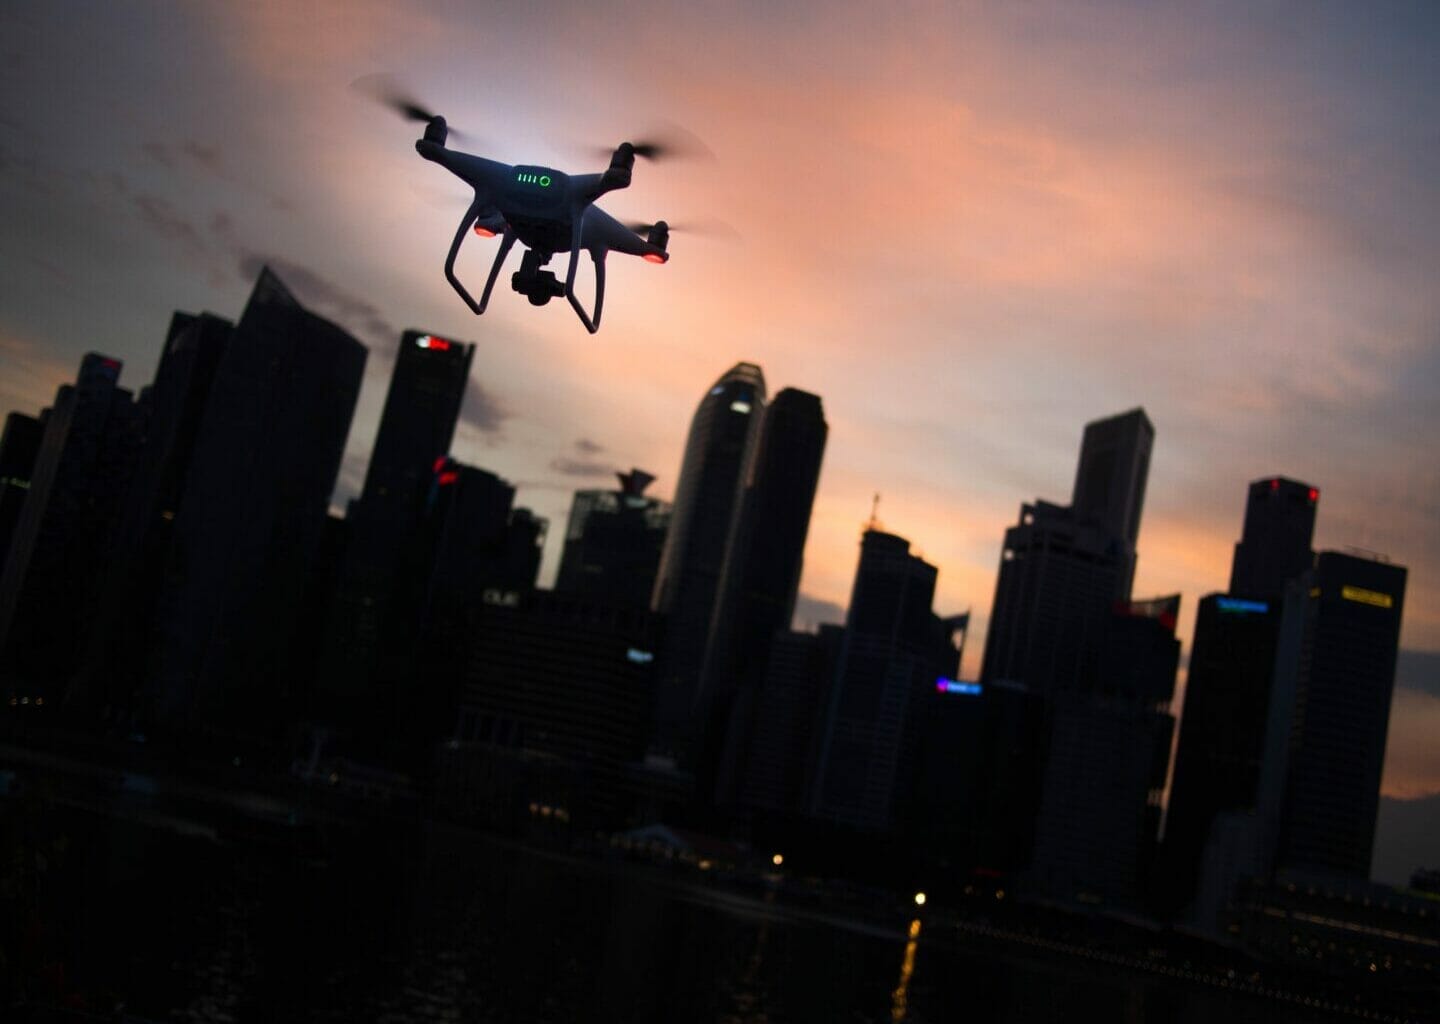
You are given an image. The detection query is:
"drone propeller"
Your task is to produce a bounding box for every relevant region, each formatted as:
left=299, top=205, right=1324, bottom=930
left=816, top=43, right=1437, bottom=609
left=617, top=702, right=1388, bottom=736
left=589, top=123, right=714, bottom=164
left=351, top=74, right=474, bottom=143
left=625, top=219, right=740, bottom=241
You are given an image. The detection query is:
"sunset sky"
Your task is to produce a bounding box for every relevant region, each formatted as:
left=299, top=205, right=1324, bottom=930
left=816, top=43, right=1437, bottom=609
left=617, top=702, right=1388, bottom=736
left=1, top=2, right=1437, bottom=824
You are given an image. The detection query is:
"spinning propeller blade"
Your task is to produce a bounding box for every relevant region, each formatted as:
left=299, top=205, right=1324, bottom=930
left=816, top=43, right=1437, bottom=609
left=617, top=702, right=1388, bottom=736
left=589, top=122, right=714, bottom=164
left=351, top=74, right=474, bottom=143
left=625, top=219, right=740, bottom=240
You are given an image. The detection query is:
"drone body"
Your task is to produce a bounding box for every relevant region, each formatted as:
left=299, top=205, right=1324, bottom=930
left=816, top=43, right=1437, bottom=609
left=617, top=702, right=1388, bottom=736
left=413, top=117, right=669, bottom=333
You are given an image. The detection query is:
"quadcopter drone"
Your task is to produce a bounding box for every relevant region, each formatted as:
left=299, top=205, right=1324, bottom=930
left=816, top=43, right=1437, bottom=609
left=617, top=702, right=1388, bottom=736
left=372, top=85, right=676, bottom=334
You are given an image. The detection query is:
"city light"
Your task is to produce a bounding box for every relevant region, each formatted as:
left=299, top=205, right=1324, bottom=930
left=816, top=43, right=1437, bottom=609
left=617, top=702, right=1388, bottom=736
left=1341, top=585, right=1394, bottom=609
left=913, top=891, right=927, bottom=906
left=772, top=853, right=784, bottom=866
left=935, top=678, right=982, bottom=695
left=1217, top=597, right=1269, bottom=614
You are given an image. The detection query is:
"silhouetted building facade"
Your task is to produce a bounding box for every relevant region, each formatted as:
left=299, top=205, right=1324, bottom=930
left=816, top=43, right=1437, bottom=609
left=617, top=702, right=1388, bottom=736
left=725, top=624, right=844, bottom=820
left=1230, top=476, right=1319, bottom=600
left=980, top=499, right=1128, bottom=693
left=810, top=528, right=960, bottom=832
left=1257, top=551, right=1407, bottom=880
left=76, top=312, right=234, bottom=718
left=323, top=330, right=474, bottom=703
left=699, top=387, right=827, bottom=798
left=442, top=589, right=661, bottom=828
left=1166, top=476, right=1318, bottom=916
left=556, top=469, right=670, bottom=609
left=1071, top=408, right=1153, bottom=595
left=1027, top=597, right=1178, bottom=908
left=0, top=412, right=42, bottom=582
left=650, top=362, right=766, bottom=764
left=147, top=268, right=365, bottom=747
left=0, top=353, right=143, bottom=704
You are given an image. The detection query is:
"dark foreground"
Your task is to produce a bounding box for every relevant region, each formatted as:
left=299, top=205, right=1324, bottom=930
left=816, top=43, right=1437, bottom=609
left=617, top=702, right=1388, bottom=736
left=1, top=746, right=1433, bottom=1024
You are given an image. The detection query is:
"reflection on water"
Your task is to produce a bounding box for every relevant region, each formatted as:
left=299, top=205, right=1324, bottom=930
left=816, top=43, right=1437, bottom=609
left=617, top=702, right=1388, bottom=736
left=2, top=796, right=1369, bottom=1023
left=891, top=918, right=921, bottom=1022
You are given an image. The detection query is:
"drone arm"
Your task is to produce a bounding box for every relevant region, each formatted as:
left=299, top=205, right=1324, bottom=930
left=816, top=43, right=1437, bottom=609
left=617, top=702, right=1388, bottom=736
left=444, top=198, right=486, bottom=314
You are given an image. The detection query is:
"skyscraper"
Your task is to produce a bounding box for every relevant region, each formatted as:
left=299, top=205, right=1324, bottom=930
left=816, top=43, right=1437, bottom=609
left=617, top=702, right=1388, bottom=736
left=699, top=387, right=827, bottom=795
left=0, top=353, right=142, bottom=703
left=147, top=268, right=365, bottom=746
left=650, top=362, right=766, bottom=762
left=323, top=329, right=473, bottom=702
left=1166, top=477, right=1317, bottom=915
left=0, top=412, right=43, bottom=581
left=1230, top=476, right=1319, bottom=599
left=810, top=528, right=960, bottom=832
left=981, top=409, right=1154, bottom=693
left=556, top=469, right=671, bottom=610
left=75, top=312, right=234, bottom=717
left=1257, top=551, right=1407, bottom=880
left=1072, top=407, right=1152, bottom=582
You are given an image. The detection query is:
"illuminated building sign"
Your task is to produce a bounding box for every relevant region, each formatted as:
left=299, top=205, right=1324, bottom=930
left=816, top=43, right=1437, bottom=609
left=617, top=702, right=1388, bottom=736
left=1217, top=597, right=1269, bottom=614
left=626, top=648, right=654, bottom=664
left=1341, top=585, right=1393, bottom=609
left=936, top=678, right=982, bottom=696
left=416, top=334, right=452, bottom=351
left=482, top=589, right=520, bottom=607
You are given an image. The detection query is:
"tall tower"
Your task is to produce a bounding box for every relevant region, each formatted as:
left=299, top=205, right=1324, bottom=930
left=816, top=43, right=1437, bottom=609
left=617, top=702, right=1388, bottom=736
left=698, top=388, right=827, bottom=790
left=323, top=329, right=474, bottom=702
left=0, top=412, right=43, bottom=581
left=148, top=267, right=366, bottom=744
left=1230, top=476, right=1318, bottom=599
left=982, top=409, right=1153, bottom=693
left=1165, top=476, right=1317, bottom=914
left=1071, top=407, right=1153, bottom=594
left=1257, top=551, right=1406, bottom=880
left=810, top=528, right=957, bottom=831
left=649, top=362, right=766, bottom=762
left=76, top=312, right=234, bottom=717
left=0, top=353, right=142, bottom=703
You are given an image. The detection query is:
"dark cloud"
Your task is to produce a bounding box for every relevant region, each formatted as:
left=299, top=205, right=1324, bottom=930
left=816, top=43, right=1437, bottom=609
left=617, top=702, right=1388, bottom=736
left=574, top=437, right=605, bottom=454
left=460, top=376, right=508, bottom=436
left=1397, top=649, right=1440, bottom=700
left=235, top=252, right=398, bottom=344
left=182, top=141, right=224, bottom=176
left=549, top=456, right=615, bottom=478
left=133, top=194, right=207, bottom=255
left=793, top=593, right=845, bottom=631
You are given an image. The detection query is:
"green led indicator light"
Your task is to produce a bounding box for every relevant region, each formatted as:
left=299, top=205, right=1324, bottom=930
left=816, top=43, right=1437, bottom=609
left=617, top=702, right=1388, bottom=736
left=516, top=173, right=552, bottom=187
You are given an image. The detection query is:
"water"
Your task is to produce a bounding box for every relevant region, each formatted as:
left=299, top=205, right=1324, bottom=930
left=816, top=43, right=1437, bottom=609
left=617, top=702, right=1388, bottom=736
left=1, top=786, right=1398, bottom=1023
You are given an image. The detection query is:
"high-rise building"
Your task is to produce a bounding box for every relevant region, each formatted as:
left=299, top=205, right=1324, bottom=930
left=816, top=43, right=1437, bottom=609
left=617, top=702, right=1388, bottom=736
left=147, top=268, right=366, bottom=746
left=810, top=528, right=960, bottom=832
left=75, top=312, right=234, bottom=718
left=323, top=329, right=474, bottom=702
left=981, top=409, right=1154, bottom=694
left=1230, top=476, right=1319, bottom=599
left=1257, top=551, right=1407, bottom=880
left=0, top=412, right=43, bottom=581
left=1071, top=408, right=1153, bottom=594
left=1027, top=597, right=1178, bottom=907
left=556, top=469, right=671, bottom=610
left=1165, top=476, right=1318, bottom=915
left=698, top=387, right=827, bottom=795
left=1164, top=593, right=1283, bottom=911
left=980, top=499, right=1128, bottom=693
left=650, top=362, right=766, bottom=762
left=0, top=353, right=143, bottom=704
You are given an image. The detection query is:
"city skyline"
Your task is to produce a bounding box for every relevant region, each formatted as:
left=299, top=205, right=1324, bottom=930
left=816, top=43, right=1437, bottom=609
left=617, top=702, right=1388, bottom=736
left=2, top=0, right=1437, bottom=814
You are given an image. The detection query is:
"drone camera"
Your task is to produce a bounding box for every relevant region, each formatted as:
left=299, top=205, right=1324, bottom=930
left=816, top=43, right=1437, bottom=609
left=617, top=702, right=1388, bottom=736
left=512, top=268, right=565, bottom=306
